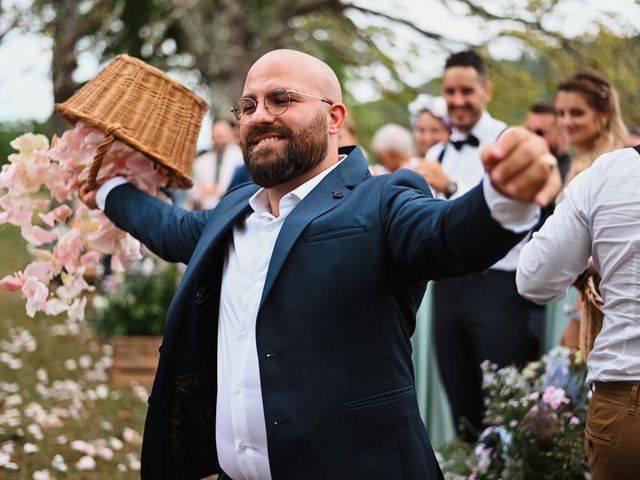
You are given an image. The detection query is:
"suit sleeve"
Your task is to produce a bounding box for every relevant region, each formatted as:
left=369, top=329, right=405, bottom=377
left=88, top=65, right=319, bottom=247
left=104, top=183, right=208, bottom=264
left=380, top=169, right=527, bottom=281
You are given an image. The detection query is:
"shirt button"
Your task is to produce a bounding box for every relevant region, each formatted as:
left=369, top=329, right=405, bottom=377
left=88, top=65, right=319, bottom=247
left=233, top=387, right=240, bottom=396
left=265, top=225, right=274, bottom=232
left=238, top=442, right=248, bottom=452
left=239, top=331, right=248, bottom=340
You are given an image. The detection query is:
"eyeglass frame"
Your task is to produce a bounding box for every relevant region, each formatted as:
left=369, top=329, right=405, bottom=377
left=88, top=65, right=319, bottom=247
left=230, top=88, right=333, bottom=125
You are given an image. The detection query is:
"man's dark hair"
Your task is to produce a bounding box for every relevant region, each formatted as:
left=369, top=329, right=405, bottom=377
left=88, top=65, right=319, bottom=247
left=444, top=50, right=487, bottom=83
left=529, top=103, right=556, bottom=115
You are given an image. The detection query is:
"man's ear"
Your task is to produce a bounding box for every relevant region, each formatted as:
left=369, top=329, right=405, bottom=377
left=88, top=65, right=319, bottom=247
left=327, top=103, right=347, bottom=135
left=483, top=80, right=494, bottom=104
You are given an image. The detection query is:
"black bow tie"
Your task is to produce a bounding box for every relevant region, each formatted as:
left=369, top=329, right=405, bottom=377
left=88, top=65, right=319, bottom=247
left=451, top=134, right=480, bottom=151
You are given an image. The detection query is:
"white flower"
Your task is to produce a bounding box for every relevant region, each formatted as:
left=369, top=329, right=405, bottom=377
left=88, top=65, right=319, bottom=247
left=36, top=368, right=48, bottom=383
left=96, top=445, right=113, bottom=460
left=76, top=455, right=96, bottom=470
left=27, top=423, right=44, bottom=441
left=24, top=442, right=39, bottom=454
left=32, top=469, right=51, bottom=480
left=95, top=384, right=109, bottom=399
left=64, top=359, right=77, bottom=370
left=51, top=453, right=68, bottom=472
left=126, top=452, right=141, bottom=471
left=4, top=394, right=22, bottom=408
left=123, top=427, right=142, bottom=445
left=78, top=354, right=92, bottom=369
left=109, top=437, right=123, bottom=450
left=101, top=421, right=113, bottom=431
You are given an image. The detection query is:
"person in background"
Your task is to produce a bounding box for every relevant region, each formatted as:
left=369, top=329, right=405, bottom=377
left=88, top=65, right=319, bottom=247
left=409, top=94, right=451, bottom=158
left=555, top=71, right=627, bottom=183
left=526, top=102, right=571, bottom=182
left=370, top=123, right=416, bottom=175
left=517, top=144, right=640, bottom=480
left=554, top=71, right=628, bottom=348
left=189, top=119, right=245, bottom=209
left=422, top=50, right=557, bottom=441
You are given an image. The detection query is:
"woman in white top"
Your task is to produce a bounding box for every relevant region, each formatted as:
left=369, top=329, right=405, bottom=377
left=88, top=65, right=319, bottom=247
left=517, top=146, right=640, bottom=480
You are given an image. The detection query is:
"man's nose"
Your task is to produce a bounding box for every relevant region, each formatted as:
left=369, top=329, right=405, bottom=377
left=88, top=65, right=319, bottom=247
left=450, top=92, right=466, bottom=106
left=250, top=99, right=276, bottom=124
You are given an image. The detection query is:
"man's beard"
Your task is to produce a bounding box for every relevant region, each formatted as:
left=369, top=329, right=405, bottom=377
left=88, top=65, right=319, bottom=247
left=241, top=112, right=329, bottom=188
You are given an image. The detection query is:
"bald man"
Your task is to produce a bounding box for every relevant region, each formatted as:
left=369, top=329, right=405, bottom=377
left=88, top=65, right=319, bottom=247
left=79, top=49, right=559, bottom=479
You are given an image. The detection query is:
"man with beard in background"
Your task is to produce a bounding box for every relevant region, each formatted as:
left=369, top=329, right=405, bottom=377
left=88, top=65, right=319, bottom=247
left=79, top=49, right=558, bottom=480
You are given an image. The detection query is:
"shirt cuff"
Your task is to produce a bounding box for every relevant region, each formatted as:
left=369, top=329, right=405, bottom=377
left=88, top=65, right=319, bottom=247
left=96, top=177, right=128, bottom=211
left=482, top=175, right=540, bottom=233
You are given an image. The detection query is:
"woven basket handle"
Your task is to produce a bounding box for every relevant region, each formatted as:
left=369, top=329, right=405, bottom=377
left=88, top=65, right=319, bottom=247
left=88, top=124, right=121, bottom=189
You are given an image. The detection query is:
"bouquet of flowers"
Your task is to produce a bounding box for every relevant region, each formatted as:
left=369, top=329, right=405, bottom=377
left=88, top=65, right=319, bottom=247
left=0, top=124, right=174, bottom=321
left=440, top=346, right=590, bottom=480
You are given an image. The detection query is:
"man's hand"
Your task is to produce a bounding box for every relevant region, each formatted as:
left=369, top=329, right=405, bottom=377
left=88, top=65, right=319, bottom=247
left=78, top=181, right=99, bottom=209
left=413, top=161, right=449, bottom=193
left=482, top=127, right=562, bottom=206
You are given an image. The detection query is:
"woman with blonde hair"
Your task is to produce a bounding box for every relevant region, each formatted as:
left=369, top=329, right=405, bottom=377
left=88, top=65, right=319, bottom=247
left=555, top=71, right=627, bottom=182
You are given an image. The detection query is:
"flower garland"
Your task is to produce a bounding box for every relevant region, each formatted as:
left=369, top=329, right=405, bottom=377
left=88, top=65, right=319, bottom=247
left=0, top=122, right=174, bottom=321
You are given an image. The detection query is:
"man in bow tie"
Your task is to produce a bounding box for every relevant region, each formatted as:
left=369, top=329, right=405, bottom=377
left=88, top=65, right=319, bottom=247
left=419, top=50, right=547, bottom=442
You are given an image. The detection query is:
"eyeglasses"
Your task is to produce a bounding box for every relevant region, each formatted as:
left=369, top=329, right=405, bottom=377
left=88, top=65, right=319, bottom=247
left=231, top=88, right=333, bottom=125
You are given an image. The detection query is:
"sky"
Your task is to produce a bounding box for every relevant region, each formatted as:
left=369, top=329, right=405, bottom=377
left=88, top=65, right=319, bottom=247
left=1, top=0, right=639, bottom=144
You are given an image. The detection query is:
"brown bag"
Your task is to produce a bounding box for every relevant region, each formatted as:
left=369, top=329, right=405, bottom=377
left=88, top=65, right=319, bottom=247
left=574, top=272, right=604, bottom=360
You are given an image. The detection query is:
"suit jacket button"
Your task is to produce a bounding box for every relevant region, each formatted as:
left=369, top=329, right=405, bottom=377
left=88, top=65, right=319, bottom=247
left=332, top=191, right=344, bottom=199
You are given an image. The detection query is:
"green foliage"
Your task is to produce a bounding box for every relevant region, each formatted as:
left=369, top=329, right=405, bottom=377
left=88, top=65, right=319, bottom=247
left=0, top=121, right=51, bottom=166
left=88, top=257, right=180, bottom=337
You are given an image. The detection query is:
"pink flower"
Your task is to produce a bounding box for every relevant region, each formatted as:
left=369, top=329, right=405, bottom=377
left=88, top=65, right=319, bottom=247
left=0, top=125, right=175, bottom=319
left=542, top=385, right=570, bottom=410
left=0, top=273, right=26, bottom=292
left=569, top=416, right=580, bottom=426
left=24, top=261, right=55, bottom=283
left=22, top=277, right=49, bottom=317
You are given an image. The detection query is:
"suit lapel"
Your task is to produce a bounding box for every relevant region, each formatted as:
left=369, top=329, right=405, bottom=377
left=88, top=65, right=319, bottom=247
left=259, top=148, right=370, bottom=309
left=183, top=184, right=258, bottom=284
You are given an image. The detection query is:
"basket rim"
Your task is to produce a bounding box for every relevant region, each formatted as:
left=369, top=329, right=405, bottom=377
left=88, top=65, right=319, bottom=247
left=53, top=53, right=212, bottom=190
left=54, top=104, right=194, bottom=189
left=110, top=54, right=208, bottom=108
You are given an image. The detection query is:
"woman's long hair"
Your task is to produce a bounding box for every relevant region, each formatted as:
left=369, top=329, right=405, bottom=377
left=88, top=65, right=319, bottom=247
left=556, top=71, right=627, bottom=181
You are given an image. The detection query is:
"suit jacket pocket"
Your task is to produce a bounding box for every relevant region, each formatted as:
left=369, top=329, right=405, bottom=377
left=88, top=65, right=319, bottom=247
left=341, top=385, right=414, bottom=411
left=304, top=226, right=366, bottom=243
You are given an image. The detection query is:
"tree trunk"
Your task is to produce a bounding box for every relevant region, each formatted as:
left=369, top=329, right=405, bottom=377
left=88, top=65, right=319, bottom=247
left=50, top=0, right=79, bottom=134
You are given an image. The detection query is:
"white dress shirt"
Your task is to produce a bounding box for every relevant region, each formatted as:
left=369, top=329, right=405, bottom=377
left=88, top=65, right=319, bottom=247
left=96, top=154, right=539, bottom=479
left=214, top=159, right=342, bottom=480
left=426, top=111, right=525, bottom=271
left=517, top=147, right=640, bottom=383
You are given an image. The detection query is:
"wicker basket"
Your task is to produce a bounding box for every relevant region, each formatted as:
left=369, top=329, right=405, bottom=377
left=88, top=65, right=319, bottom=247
left=575, top=272, right=604, bottom=360
left=55, top=54, right=208, bottom=189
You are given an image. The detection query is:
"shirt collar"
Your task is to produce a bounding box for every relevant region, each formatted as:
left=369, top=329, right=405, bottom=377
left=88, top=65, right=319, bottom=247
left=248, top=155, right=346, bottom=216
left=450, top=111, right=494, bottom=142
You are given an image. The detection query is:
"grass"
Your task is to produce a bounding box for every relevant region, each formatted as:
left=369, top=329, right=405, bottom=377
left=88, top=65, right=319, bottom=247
left=0, top=224, right=149, bottom=478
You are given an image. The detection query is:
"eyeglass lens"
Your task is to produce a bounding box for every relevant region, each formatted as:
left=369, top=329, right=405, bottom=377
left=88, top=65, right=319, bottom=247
left=232, top=89, right=291, bottom=124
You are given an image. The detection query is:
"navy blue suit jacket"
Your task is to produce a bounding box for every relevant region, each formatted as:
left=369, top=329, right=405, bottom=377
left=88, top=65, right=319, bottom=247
left=104, top=146, right=526, bottom=479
